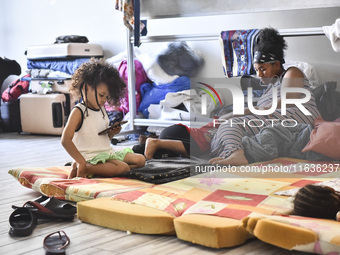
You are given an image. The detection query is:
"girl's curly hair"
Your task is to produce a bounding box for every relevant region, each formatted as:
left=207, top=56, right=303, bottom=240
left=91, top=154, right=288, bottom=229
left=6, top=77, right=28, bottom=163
left=70, top=58, right=126, bottom=106
left=254, top=27, right=287, bottom=64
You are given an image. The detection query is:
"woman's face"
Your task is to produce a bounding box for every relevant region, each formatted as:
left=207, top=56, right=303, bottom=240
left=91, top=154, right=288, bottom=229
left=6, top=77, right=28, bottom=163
left=253, top=61, right=281, bottom=84
left=85, top=82, right=109, bottom=109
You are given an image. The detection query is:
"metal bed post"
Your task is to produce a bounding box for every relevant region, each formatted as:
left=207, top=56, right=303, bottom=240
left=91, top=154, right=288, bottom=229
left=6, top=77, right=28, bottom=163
left=126, top=28, right=136, bottom=132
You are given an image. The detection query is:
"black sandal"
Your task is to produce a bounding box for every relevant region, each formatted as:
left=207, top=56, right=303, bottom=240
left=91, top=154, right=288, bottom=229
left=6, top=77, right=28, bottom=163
left=9, top=207, right=38, bottom=237
left=12, top=196, right=76, bottom=220
left=43, top=230, right=70, bottom=255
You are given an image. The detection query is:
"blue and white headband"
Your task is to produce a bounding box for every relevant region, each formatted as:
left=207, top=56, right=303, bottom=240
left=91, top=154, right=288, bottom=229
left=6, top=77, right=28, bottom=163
left=253, top=51, right=284, bottom=64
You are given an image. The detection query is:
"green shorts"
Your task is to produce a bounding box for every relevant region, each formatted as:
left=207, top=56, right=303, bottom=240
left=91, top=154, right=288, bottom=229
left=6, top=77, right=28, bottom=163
left=87, top=148, right=133, bottom=165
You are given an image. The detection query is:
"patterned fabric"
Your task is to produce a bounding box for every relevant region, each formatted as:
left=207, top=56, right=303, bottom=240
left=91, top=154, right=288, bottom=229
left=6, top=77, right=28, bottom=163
left=219, top=29, right=261, bottom=77
left=210, top=68, right=320, bottom=159
left=115, top=0, right=145, bottom=46
left=8, top=166, right=152, bottom=202
left=253, top=51, right=282, bottom=64
left=113, top=157, right=340, bottom=219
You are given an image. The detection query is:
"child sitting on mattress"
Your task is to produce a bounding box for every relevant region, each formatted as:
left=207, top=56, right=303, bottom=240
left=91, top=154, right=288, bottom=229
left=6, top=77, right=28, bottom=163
left=293, top=184, right=340, bottom=221
left=61, top=59, right=145, bottom=179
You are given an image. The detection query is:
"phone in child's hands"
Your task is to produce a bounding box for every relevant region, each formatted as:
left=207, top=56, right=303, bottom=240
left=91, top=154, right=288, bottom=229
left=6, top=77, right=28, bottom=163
left=98, top=121, right=128, bottom=135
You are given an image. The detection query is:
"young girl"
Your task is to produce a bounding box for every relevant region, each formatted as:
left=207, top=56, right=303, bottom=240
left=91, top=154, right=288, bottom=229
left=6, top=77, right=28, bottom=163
left=293, top=184, right=340, bottom=221
left=61, top=59, right=145, bottom=179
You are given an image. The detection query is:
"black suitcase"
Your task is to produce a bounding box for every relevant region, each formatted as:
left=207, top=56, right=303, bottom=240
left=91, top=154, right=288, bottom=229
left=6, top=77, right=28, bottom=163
left=0, top=99, right=21, bottom=133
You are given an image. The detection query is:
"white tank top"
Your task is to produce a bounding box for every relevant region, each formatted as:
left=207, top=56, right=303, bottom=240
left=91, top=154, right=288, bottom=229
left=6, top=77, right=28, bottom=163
left=72, top=103, right=113, bottom=160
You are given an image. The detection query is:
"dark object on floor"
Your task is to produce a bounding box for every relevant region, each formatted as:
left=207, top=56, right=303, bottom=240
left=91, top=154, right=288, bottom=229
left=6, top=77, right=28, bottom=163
left=12, top=196, right=76, bottom=220
left=0, top=99, right=21, bottom=132
left=9, top=207, right=38, bottom=237
left=120, top=157, right=208, bottom=184
left=43, top=230, right=70, bottom=255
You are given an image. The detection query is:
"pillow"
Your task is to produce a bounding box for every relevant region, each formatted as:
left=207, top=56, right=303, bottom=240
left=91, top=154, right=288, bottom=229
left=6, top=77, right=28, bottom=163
left=302, top=121, right=340, bottom=160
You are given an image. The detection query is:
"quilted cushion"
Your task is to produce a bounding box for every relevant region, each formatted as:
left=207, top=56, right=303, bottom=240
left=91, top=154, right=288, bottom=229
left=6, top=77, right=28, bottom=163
left=243, top=213, right=340, bottom=253
left=77, top=197, right=175, bottom=235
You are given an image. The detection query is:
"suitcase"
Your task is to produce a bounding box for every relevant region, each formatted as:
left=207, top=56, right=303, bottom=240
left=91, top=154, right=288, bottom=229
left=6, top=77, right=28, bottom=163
left=26, top=43, right=103, bottom=60
left=30, top=79, right=77, bottom=117
left=0, top=99, right=21, bottom=133
left=30, top=79, right=71, bottom=94
left=20, top=93, right=66, bottom=135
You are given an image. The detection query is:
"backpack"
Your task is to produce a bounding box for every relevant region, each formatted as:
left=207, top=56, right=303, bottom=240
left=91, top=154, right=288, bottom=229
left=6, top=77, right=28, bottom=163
left=54, top=35, right=89, bottom=44
left=115, top=59, right=148, bottom=114
left=2, top=74, right=30, bottom=102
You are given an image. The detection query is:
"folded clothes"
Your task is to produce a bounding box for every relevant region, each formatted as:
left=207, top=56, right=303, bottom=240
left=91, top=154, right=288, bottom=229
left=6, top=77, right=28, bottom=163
left=27, top=58, right=90, bottom=74
left=29, top=69, right=72, bottom=79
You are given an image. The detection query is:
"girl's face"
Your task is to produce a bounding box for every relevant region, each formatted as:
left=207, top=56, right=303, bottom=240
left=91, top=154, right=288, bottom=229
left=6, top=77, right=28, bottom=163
left=253, top=61, right=282, bottom=84
left=85, top=82, right=109, bottom=109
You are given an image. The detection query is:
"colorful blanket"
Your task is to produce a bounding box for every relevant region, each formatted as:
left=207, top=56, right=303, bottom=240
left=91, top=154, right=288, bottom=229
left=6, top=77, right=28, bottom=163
left=219, top=29, right=260, bottom=77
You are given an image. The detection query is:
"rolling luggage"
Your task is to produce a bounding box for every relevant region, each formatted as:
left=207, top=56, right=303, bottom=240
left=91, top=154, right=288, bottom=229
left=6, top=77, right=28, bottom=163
left=26, top=43, right=103, bottom=60
left=30, top=79, right=71, bottom=94
left=20, top=93, right=66, bottom=135
left=30, top=79, right=76, bottom=117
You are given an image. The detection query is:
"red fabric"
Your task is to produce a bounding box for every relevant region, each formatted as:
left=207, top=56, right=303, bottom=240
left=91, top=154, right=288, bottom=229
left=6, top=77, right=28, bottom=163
left=203, top=189, right=267, bottom=207
left=2, top=74, right=30, bottom=102
left=189, top=122, right=217, bottom=152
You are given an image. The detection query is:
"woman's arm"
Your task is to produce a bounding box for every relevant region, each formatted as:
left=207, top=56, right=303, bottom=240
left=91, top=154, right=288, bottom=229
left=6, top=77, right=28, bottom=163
left=61, top=108, right=86, bottom=166
left=260, top=67, right=305, bottom=109
left=277, top=67, right=305, bottom=108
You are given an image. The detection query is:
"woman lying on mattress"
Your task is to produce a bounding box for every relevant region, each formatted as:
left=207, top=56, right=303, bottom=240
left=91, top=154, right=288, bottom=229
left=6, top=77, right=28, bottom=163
left=144, top=27, right=321, bottom=165
left=61, top=59, right=145, bottom=178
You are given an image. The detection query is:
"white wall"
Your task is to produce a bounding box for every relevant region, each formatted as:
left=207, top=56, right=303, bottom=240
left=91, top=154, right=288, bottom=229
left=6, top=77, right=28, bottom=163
left=1, top=0, right=127, bottom=70
left=1, top=1, right=339, bottom=88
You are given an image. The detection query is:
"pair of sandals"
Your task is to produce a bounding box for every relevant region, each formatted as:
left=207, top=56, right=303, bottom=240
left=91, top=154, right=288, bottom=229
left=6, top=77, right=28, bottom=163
left=9, top=195, right=77, bottom=237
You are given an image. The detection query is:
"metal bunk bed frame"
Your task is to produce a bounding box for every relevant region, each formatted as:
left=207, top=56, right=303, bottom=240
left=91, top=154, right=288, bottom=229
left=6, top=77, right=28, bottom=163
left=125, top=26, right=325, bottom=131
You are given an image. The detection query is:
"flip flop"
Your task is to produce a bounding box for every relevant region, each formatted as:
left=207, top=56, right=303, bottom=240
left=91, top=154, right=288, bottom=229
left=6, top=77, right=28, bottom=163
left=12, top=197, right=76, bottom=220
left=9, top=207, right=38, bottom=237
left=43, top=230, right=70, bottom=255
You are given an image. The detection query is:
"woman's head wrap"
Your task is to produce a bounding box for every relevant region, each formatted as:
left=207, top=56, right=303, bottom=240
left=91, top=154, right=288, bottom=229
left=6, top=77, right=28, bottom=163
left=253, top=51, right=284, bottom=64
